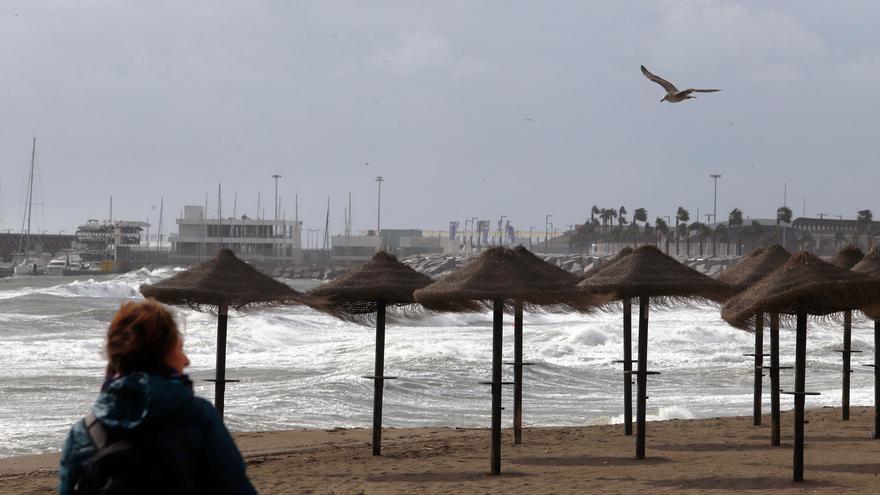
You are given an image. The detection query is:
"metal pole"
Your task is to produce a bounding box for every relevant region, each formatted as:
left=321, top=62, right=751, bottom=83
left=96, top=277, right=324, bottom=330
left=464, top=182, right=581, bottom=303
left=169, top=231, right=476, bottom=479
left=770, top=313, right=781, bottom=446
left=623, top=297, right=633, bottom=436
left=372, top=300, right=386, bottom=456
left=215, top=304, right=229, bottom=419
left=491, top=299, right=503, bottom=474
left=513, top=300, right=524, bottom=444
left=636, top=295, right=649, bottom=459
left=375, top=176, right=384, bottom=240
left=842, top=310, right=852, bottom=420
left=710, top=174, right=721, bottom=224
left=793, top=310, right=807, bottom=482
left=753, top=311, right=764, bottom=426
left=272, top=175, right=281, bottom=222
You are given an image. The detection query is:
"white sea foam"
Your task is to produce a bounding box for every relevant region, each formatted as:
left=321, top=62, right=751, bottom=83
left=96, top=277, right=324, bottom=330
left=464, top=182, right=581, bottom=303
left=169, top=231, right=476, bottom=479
left=0, top=270, right=877, bottom=457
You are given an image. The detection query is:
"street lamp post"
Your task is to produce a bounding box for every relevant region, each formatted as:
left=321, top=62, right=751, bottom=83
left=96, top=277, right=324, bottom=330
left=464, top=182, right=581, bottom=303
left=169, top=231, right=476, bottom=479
left=545, top=214, right=552, bottom=252
left=710, top=174, right=721, bottom=224
left=272, top=174, right=282, bottom=223
left=375, top=176, right=384, bottom=246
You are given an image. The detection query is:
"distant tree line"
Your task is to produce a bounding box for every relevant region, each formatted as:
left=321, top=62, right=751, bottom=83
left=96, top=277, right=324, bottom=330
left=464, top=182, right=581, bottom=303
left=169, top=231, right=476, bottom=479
left=568, top=205, right=878, bottom=256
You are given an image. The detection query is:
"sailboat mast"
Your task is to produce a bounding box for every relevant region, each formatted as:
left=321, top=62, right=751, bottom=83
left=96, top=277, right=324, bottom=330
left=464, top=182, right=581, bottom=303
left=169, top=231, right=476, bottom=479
left=22, top=138, right=36, bottom=256
left=157, top=197, right=164, bottom=254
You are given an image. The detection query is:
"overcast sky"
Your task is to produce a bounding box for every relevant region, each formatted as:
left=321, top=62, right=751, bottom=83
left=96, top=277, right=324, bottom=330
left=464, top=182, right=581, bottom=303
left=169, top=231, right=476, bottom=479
left=2, top=1, right=879, bottom=237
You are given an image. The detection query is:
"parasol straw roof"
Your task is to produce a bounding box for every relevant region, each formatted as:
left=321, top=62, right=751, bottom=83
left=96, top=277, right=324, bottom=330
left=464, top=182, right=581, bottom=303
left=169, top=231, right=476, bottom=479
left=851, top=247, right=880, bottom=319
left=512, top=246, right=582, bottom=284
left=307, top=251, right=437, bottom=321
left=717, top=245, right=791, bottom=292
left=831, top=245, right=865, bottom=269
left=583, top=247, right=633, bottom=280
left=414, top=247, right=601, bottom=313
left=139, top=248, right=304, bottom=311
left=852, top=247, right=880, bottom=279
left=577, top=245, right=735, bottom=305
left=721, top=251, right=880, bottom=329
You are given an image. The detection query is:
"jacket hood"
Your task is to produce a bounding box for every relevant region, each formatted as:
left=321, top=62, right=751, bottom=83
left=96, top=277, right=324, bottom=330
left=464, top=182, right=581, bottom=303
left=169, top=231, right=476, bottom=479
left=93, top=373, right=194, bottom=431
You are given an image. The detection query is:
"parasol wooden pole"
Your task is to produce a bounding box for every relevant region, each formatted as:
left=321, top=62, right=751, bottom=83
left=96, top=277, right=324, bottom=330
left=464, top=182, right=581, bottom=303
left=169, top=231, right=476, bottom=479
left=753, top=311, right=764, bottom=426
left=490, top=299, right=503, bottom=474
left=372, top=300, right=387, bottom=456
left=842, top=310, right=852, bottom=421
left=513, top=300, right=524, bottom=445
left=793, top=310, right=807, bottom=482
left=770, top=313, right=782, bottom=446
left=215, top=304, right=228, bottom=419
left=874, top=319, right=879, bottom=439
left=623, top=297, right=633, bottom=436
left=635, top=295, right=650, bottom=460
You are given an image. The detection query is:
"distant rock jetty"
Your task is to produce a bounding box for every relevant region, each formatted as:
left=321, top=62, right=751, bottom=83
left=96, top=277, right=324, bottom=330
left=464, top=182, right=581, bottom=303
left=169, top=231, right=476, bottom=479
left=271, top=251, right=743, bottom=281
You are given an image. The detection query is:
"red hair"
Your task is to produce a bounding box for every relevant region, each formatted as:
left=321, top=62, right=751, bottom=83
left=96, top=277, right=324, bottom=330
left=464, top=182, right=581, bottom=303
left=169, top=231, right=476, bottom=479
left=106, top=299, right=180, bottom=375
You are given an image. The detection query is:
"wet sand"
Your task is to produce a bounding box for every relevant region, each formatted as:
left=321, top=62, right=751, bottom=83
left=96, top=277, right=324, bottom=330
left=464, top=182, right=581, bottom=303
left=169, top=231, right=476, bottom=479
left=3, top=406, right=880, bottom=494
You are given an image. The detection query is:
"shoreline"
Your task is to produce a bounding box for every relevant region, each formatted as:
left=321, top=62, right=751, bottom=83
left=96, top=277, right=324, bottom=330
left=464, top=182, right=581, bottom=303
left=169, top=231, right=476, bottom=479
left=3, top=406, right=879, bottom=494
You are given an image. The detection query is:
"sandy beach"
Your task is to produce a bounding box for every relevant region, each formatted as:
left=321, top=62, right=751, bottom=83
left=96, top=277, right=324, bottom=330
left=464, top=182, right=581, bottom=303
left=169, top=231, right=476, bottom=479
left=2, top=406, right=879, bottom=494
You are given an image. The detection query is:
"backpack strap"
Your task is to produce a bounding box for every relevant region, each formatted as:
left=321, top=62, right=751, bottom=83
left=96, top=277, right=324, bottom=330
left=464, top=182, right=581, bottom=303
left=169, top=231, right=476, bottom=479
left=82, top=412, right=109, bottom=450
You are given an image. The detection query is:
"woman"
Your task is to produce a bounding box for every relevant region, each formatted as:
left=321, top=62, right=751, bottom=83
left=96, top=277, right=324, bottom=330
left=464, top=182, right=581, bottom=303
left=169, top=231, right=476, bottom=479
left=59, top=299, right=257, bottom=494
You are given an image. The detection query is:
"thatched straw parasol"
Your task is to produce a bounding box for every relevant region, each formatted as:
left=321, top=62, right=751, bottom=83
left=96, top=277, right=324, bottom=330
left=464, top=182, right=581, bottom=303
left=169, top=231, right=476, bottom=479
left=578, top=245, right=735, bottom=460
left=578, top=247, right=636, bottom=436
left=414, top=247, right=602, bottom=475
left=583, top=247, right=633, bottom=280
left=850, top=247, right=880, bottom=439
left=830, top=245, right=866, bottom=421
left=509, top=246, right=582, bottom=444
left=718, top=244, right=790, bottom=442
left=140, top=248, right=304, bottom=418
left=831, top=245, right=865, bottom=270
left=307, top=251, right=434, bottom=456
left=721, top=251, right=880, bottom=482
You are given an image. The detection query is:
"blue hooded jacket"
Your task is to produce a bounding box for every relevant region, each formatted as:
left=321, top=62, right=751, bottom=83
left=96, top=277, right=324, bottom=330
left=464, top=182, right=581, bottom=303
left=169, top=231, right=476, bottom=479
left=58, top=373, right=257, bottom=494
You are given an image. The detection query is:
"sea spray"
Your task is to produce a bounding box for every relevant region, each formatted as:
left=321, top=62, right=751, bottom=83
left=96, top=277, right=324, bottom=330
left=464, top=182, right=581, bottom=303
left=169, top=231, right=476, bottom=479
left=0, top=270, right=876, bottom=457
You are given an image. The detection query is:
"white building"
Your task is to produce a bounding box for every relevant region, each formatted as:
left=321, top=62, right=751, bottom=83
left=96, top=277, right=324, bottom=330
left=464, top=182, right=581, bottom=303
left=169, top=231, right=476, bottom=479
left=173, top=206, right=301, bottom=261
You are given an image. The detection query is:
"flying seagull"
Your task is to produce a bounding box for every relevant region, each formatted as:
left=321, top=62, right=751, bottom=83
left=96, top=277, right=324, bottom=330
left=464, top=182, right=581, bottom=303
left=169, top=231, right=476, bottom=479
left=641, top=65, right=720, bottom=103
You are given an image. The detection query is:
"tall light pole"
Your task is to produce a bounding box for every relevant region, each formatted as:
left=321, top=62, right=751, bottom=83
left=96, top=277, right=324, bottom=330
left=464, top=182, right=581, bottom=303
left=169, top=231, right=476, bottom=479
left=375, top=176, right=384, bottom=237
left=529, top=226, right=535, bottom=249
left=710, top=174, right=721, bottom=224
left=272, top=174, right=282, bottom=223
left=545, top=214, right=552, bottom=251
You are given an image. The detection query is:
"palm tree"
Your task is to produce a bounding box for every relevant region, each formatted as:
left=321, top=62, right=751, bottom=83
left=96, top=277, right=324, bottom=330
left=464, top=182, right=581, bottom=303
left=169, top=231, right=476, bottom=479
left=633, top=208, right=648, bottom=224
left=728, top=208, right=743, bottom=255
left=776, top=206, right=793, bottom=247
left=591, top=205, right=600, bottom=225
left=631, top=208, right=648, bottom=247
left=601, top=208, right=617, bottom=235
left=655, top=217, right=669, bottom=252
left=675, top=207, right=689, bottom=256
left=617, top=206, right=628, bottom=243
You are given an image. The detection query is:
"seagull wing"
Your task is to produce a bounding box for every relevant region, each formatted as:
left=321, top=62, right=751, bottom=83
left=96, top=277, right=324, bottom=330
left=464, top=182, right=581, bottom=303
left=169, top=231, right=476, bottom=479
left=682, top=88, right=721, bottom=93
left=641, top=65, right=677, bottom=92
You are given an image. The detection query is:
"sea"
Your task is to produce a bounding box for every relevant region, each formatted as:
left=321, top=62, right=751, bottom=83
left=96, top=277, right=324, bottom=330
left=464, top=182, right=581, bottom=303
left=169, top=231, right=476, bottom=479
left=0, top=267, right=876, bottom=458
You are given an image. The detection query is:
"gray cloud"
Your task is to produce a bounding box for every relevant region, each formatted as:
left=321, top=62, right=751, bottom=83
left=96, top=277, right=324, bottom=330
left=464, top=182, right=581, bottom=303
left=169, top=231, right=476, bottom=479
left=1, top=0, right=879, bottom=237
